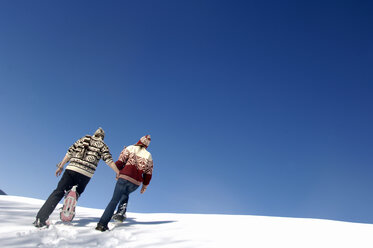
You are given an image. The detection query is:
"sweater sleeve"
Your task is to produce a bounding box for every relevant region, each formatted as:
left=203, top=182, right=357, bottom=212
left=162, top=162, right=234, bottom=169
left=143, top=158, right=153, bottom=186
left=101, top=144, right=113, bottom=165
left=118, top=147, right=129, bottom=163
left=115, top=160, right=125, bottom=170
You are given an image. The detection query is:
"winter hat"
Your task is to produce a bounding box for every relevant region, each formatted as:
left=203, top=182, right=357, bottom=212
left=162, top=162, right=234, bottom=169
left=93, top=127, right=105, bottom=139
left=136, top=135, right=151, bottom=148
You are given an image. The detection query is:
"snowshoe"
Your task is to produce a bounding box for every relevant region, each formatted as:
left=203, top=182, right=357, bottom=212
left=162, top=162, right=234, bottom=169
left=33, top=218, right=50, bottom=228
left=95, top=223, right=109, bottom=232
left=60, top=185, right=79, bottom=222
left=112, top=213, right=126, bottom=223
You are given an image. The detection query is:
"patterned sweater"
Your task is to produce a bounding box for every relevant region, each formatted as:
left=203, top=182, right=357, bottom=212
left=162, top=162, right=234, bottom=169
left=65, top=135, right=114, bottom=178
left=115, top=145, right=153, bottom=186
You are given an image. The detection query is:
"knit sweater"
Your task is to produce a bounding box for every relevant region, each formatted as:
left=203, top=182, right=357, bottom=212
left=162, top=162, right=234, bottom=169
left=65, top=135, right=114, bottom=178
left=115, top=145, right=153, bottom=186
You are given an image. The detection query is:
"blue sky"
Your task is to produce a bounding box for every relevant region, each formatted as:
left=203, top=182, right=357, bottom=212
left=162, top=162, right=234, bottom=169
left=0, top=0, right=372, bottom=223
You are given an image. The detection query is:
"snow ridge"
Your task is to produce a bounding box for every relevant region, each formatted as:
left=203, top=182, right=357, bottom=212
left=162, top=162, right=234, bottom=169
left=1, top=195, right=373, bottom=248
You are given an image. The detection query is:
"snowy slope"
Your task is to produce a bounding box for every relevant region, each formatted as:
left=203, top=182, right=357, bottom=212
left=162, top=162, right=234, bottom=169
left=0, top=195, right=373, bottom=248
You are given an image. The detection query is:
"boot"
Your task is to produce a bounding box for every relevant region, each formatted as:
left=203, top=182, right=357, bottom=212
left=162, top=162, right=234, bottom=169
left=95, top=223, right=109, bottom=232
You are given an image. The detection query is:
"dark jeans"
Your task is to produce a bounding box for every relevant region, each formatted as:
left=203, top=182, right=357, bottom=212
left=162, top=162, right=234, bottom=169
left=36, top=169, right=90, bottom=222
left=99, top=178, right=139, bottom=226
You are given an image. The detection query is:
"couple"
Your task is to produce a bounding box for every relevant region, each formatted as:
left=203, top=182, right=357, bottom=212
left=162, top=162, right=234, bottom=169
left=34, top=128, right=154, bottom=232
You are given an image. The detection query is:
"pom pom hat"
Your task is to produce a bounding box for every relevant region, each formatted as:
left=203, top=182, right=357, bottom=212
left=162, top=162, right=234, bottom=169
left=136, top=135, right=151, bottom=148
left=93, top=127, right=105, bottom=139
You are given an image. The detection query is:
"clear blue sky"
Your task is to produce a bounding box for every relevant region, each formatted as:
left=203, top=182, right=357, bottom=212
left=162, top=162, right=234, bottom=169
left=0, top=0, right=372, bottom=223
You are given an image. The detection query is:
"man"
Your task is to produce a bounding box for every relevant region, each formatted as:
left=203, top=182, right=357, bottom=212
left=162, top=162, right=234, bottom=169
left=34, top=127, right=119, bottom=228
left=96, top=135, right=153, bottom=231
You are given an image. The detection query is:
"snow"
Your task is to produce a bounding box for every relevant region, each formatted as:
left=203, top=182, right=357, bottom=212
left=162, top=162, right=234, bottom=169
left=1, top=195, right=373, bottom=248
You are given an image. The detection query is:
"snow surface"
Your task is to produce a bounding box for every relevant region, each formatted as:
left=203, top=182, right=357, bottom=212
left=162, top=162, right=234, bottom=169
left=1, top=195, right=373, bottom=248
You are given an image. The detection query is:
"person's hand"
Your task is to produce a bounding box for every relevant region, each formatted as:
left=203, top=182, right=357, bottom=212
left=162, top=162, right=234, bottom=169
left=140, top=185, right=147, bottom=194
left=55, top=167, right=63, bottom=177
left=116, top=173, right=120, bottom=180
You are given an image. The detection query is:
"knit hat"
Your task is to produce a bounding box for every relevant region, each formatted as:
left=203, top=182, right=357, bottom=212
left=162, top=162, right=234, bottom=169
left=93, top=127, right=105, bottom=139
left=136, top=135, right=151, bottom=148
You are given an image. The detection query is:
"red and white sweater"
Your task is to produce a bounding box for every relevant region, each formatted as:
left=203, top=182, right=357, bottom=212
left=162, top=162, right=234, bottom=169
left=115, top=145, right=153, bottom=186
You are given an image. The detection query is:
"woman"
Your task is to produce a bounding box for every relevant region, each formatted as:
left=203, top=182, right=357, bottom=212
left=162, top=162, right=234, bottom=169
left=96, top=135, right=154, bottom=231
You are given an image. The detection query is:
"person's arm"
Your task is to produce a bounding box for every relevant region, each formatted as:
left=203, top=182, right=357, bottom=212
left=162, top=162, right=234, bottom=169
left=141, top=157, right=153, bottom=194
left=55, top=153, right=71, bottom=177
left=117, top=147, right=129, bottom=166
left=56, top=136, right=84, bottom=177
left=141, top=174, right=152, bottom=194
left=140, top=184, right=148, bottom=194
left=101, top=144, right=120, bottom=177
left=107, top=161, right=120, bottom=177
left=115, top=147, right=127, bottom=170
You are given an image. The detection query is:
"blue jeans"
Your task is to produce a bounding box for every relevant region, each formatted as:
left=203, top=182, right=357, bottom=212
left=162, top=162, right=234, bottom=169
left=99, top=178, right=139, bottom=226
